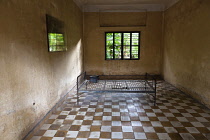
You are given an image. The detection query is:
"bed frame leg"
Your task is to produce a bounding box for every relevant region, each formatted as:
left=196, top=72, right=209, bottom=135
left=77, top=81, right=79, bottom=105
left=77, top=91, right=79, bottom=105
left=154, top=92, right=156, bottom=106
left=145, top=73, right=147, bottom=90
left=77, top=76, right=78, bottom=104
left=154, top=79, right=157, bottom=106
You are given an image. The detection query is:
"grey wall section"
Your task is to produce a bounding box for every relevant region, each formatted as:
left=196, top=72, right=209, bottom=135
left=163, top=0, right=210, bottom=107
left=0, top=0, right=83, bottom=139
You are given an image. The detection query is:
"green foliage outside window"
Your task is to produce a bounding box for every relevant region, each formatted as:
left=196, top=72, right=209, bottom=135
left=106, top=32, right=140, bottom=60
left=48, top=33, right=66, bottom=52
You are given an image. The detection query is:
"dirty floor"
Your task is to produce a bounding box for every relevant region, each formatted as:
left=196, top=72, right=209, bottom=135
left=30, top=81, right=210, bottom=140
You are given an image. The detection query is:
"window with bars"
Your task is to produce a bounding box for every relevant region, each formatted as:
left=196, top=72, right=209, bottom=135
left=105, top=32, right=140, bottom=60
left=48, top=33, right=66, bottom=52
left=46, top=14, right=67, bottom=52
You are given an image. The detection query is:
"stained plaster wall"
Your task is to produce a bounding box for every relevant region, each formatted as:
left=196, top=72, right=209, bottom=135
left=84, top=12, right=163, bottom=75
left=163, top=0, right=210, bottom=107
left=0, top=0, right=83, bottom=139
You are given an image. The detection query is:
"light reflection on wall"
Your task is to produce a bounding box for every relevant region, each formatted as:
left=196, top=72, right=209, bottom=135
left=66, top=38, right=83, bottom=83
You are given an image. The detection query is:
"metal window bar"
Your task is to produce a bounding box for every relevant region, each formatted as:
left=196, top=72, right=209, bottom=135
left=130, top=33, right=132, bottom=58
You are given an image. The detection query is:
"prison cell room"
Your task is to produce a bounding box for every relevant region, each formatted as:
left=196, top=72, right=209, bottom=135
left=0, top=0, right=210, bottom=140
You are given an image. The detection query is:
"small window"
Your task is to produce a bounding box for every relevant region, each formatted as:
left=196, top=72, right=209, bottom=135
left=48, top=33, right=65, bottom=52
left=46, top=14, right=67, bottom=52
left=105, top=32, right=140, bottom=60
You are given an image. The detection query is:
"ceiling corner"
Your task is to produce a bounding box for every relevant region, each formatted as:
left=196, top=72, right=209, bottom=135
left=73, top=0, right=84, bottom=11
left=165, top=0, right=180, bottom=10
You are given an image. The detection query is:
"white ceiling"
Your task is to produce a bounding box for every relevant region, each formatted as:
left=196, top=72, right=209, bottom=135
left=73, top=0, right=180, bottom=12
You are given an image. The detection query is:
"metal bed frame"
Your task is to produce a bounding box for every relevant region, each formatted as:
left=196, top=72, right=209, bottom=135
left=77, top=72, right=157, bottom=105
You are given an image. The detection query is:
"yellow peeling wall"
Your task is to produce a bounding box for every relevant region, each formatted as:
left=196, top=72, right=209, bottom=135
left=0, top=0, right=83, bottom=139
left=163, top=0, right=210, bottom=107
left=84, top=12, right=163, bottom=75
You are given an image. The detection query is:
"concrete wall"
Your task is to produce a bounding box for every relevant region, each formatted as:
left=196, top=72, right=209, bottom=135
left=0, top=0, right=83, bottom=139
left=163, top=0, right=210, bottom=107
left=84, top=12, right=163, bottom=75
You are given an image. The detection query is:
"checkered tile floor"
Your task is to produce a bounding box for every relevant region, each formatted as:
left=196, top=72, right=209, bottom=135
left=31, top=81, right=210, bottom=140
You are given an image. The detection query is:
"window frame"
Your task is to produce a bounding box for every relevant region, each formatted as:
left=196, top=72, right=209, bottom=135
left=105, top=31, right=140, bottom=60
left=47, top=33, right=66, bottom=52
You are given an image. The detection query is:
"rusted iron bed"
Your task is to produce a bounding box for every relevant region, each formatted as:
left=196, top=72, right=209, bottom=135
left=77, top=72, right=157, bottom=106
